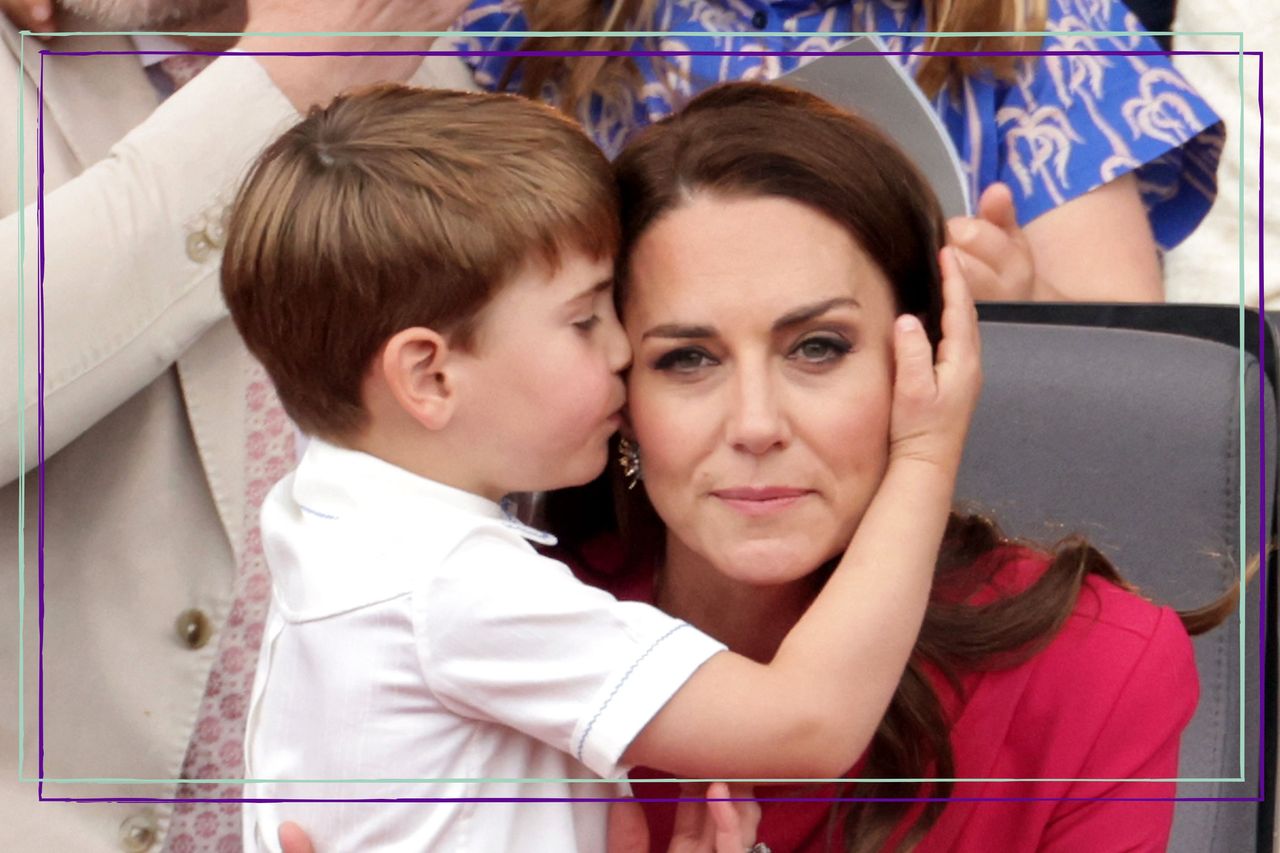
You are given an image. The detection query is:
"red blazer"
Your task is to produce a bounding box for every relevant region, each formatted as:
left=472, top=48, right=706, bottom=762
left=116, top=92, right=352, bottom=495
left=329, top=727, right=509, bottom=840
left=568, top=539, right=1197, bottom=852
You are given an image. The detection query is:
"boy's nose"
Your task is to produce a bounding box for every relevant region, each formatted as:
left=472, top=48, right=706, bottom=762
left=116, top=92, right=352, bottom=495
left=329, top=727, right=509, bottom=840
left=604, top=313, right=632, bottom=372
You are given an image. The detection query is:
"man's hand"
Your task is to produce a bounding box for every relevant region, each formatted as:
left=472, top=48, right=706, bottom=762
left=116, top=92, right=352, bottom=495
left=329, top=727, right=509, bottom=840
left=240, top=0, right=474, bottom=110
left=1, top=0, right=54, bottom=35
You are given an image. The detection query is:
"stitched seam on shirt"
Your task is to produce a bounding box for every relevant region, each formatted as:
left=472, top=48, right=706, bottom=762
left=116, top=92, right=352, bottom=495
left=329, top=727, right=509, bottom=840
left=575, top=622, right=690, bottom=764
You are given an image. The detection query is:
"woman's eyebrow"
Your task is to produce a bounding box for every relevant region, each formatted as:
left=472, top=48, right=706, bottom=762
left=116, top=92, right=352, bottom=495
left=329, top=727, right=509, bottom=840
left=640, top=297, right=860, bottom=341
left=773, top=297, right=860, bottom=331
left=641, top=322, right=717, bottom=341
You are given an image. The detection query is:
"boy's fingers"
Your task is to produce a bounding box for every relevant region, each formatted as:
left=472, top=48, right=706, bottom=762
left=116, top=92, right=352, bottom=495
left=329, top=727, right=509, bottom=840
left=936, top=246, right=980, bottom=369
left=893, top=314, right=936, bottom=403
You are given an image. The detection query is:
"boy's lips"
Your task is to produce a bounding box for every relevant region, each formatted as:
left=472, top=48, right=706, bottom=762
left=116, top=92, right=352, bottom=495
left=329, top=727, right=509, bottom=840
left=605, top=392, right=627, bottom=427
left=710, top=486, right=814, bottom=516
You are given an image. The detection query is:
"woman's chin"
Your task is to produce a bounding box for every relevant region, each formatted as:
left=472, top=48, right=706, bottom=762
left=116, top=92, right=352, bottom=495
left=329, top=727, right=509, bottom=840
left=709, top=538, right=827, bottom=587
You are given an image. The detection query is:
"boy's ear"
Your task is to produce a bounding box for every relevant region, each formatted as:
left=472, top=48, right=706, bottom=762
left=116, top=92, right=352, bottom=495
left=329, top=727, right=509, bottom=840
left=379, top=327, right=458, bottom=431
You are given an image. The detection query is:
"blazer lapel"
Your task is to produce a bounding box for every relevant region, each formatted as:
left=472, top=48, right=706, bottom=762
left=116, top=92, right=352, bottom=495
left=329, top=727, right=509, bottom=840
left=178, top=319, right=251, bottom=560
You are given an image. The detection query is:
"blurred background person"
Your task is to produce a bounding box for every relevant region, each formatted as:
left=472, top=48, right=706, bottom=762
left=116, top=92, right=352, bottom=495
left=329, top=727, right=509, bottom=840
left=453, top=0, right=1225, bottom=303
left=1163, top=1, right=1277, bottom=307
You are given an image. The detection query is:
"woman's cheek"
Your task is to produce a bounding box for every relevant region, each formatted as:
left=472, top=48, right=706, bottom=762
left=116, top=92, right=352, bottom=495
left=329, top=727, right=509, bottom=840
left=814, top=385, right=892, bottom=513
left=631, top=394, right=709, bottom=513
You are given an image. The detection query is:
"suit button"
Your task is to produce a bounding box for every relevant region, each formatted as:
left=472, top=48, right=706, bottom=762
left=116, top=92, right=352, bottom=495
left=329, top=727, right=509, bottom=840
left=119, top=812, right=158, bottom=851
left=751, top=10, right=768, bottom=28
left=175, top=608, right=212, bottom=650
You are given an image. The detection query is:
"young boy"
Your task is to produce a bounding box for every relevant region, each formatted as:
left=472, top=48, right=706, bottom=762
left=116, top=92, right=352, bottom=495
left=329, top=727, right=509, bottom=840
left=221, top=85, right=977, bottom=852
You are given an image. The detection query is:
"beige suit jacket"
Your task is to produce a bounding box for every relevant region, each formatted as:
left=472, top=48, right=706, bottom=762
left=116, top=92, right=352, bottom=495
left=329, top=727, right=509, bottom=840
left=0, top=24, right=476, bottom=850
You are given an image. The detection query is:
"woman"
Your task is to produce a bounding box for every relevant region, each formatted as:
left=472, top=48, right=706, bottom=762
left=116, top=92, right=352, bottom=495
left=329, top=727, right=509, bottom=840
left=542, top=81, right=1233, bottom=851
left=278, top=81, right=1234, bottom=853
left=453, top=0, right=1224, bottom=303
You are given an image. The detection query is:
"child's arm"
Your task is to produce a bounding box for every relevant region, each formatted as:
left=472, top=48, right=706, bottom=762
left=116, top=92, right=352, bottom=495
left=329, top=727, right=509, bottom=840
left=622, top=247, right=981, bottom=779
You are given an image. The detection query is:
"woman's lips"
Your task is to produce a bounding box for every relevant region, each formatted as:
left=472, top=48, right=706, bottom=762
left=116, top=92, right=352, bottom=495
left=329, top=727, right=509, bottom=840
left=711, top=487, right=814, bottom=516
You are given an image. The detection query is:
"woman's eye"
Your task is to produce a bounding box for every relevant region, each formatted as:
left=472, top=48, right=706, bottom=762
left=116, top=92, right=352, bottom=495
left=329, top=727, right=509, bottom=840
left=653, top=347, right=716, bottom=373
left=791, top=336, right=852, bottom=364
left=574, top=315, right=601, bottom=332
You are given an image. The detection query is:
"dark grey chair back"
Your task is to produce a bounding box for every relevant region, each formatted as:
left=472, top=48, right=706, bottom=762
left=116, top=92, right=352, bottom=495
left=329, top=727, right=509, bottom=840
left=957, top=305, right=1276, bottom=853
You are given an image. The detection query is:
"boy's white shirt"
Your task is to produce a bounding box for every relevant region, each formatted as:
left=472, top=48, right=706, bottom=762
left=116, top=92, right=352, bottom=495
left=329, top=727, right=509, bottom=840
left=243, top=439, right=726, bottom=852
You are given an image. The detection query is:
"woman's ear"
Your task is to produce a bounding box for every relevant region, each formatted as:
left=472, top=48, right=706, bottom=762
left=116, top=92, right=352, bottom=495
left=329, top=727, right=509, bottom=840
left=379, top=327, right=458, bottom=431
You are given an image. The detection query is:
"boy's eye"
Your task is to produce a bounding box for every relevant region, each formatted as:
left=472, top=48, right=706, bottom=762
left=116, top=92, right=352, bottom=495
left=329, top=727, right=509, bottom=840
left=653, top=347, right=717, bottom=373
left=574, top=315, right=601, bottom=332
left=790, top=335, right=852, bottom=364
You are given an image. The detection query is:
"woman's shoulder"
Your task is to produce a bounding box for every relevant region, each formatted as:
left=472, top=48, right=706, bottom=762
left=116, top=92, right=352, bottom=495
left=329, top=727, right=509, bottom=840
left=978, top=545, right=1190, bottom=644
left=966, top=545, right=1195, bottom=679
left=948, top=545, right=1198, bottom=777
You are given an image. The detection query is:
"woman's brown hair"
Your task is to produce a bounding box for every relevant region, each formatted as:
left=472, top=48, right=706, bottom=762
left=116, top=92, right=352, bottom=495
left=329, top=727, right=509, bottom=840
left=507, top=0, right=1048, bottom=117
left=548, top=82, right=1240, bottom=852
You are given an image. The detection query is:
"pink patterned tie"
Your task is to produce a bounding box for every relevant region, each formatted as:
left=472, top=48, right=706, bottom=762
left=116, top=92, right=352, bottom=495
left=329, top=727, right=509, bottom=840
left=165, top=363, right=295, bottom=853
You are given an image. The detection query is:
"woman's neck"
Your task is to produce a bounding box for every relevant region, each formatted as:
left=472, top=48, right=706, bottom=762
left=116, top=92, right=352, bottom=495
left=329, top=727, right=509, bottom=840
left=657, top=535, right=820, bottom=664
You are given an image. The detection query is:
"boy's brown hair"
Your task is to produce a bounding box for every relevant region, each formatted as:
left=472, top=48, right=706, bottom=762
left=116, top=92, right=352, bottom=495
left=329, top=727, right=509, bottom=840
left=221, top=85, right=620, bottom=441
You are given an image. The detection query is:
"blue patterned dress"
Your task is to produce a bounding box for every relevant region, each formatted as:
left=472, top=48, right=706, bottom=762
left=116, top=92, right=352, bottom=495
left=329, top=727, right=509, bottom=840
left=453, top=0, right=1223, bottom=249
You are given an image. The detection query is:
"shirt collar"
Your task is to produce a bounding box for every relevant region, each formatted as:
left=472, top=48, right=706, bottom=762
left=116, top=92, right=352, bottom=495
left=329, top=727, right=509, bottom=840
left=265, top=440, right=556, bottom=619
left=292, top=439, right=509, bottom=524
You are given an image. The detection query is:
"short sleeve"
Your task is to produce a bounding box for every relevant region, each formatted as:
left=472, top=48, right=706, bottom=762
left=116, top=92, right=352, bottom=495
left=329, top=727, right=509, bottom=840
left=991, top=0, right=1223, bottom=248
left=412, top=530, right=726, bottom=779
left=1037, top=605, right=1198, bottom=850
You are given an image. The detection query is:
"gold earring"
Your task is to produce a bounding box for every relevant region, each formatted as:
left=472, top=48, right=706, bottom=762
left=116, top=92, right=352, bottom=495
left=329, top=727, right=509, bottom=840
left=617, top=436, right=642, bottom=490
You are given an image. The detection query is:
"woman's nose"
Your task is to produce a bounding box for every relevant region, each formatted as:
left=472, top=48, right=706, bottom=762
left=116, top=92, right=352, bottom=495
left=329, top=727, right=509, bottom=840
left=725, top=366, right=790, bottom=454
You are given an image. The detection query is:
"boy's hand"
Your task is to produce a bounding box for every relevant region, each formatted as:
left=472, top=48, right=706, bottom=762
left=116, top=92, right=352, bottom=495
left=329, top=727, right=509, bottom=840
left=888, top=245, right=982, bottom=477
left=608, top=782, right=762, bottom=853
